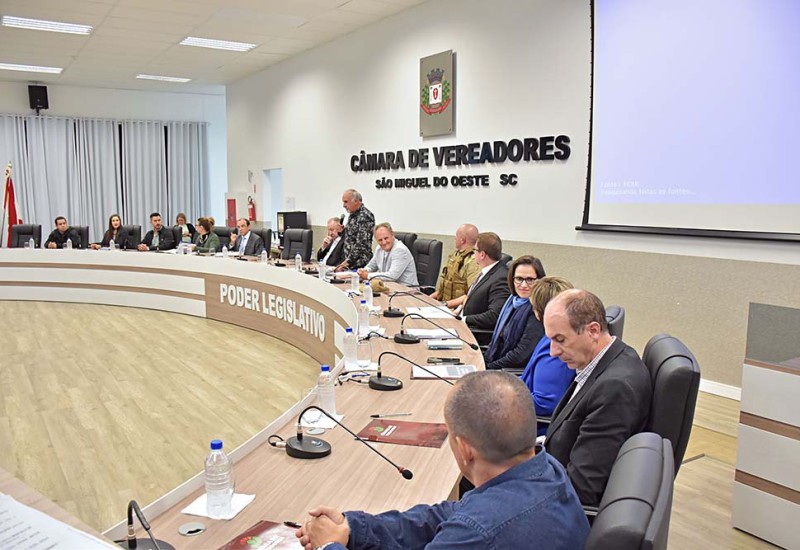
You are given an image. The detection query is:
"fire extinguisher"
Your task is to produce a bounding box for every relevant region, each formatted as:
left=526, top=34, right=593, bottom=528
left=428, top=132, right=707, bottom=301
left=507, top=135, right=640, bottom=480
left=247, top=195, right=256, bottom=222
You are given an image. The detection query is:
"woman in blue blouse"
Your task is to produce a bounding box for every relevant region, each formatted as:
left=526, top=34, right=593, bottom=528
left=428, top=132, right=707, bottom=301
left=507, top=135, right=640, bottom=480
left=484, top=256, right=546, bottom=370
left=520, top=276, right=577, bottom=436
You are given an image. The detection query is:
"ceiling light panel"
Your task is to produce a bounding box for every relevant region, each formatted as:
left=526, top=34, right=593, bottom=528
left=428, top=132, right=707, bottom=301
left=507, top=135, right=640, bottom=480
left=179, top=36, right=257, bottom=52
left=136, top=74, right=191, bottom=83
left=0, top=62, right=63, bottom=74
left=1, top=15, right=93, bottom=35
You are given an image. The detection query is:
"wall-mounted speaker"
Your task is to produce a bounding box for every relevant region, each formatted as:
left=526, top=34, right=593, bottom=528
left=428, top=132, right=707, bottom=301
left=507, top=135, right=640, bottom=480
left=28, top=85, right=49, bottom=113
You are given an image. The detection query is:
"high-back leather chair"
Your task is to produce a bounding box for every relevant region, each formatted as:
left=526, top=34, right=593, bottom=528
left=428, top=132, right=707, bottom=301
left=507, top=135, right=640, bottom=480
left=10, top=224, right=42, bottom=248
left=394, top=232, right=418, bottom=255
left=120, top=225, right=141, bottom=248
left=586, top=432, right=674, bottom=550
left=280, top=228, right=313, bottom=261
left=412, top=238, right=443, bottom=288
left=73, top=225, right=89, bottom=249
left=642, top=334, right=701, bottom=475
left=606, top=305, right=626, bottom=339
left=256, top=228, right=272, bottom=253
left=171, top=226, right=183, bottom=246
left=499, top=253, right=513, bottom=266
left=213, top=226, right=233, bottom=250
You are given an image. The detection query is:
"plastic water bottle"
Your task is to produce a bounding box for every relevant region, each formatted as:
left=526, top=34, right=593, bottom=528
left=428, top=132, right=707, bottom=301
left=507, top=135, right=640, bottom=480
left=364, top=280, right=373, bottom=309
left=318, top=364, right=336, bottom=416
left=109, top=238, right=115, bottom=251
left=359, top=299, right=370, bottom=336
left=350, top=271, right=360, bottom=293
left=318, top=260, right=325, bottom=281
left=343, top=327, right=358, bottom=369
left=28, top=237, right=34, bottom=249
left=204, top=440, right=233, bottom=519
left=260, top=249, right=268, bottom=263
left=295, top=253, right=302, bottom=272
left=222, top=245, right=228, bottom=258
left=65, top=238, right=73, bottom=249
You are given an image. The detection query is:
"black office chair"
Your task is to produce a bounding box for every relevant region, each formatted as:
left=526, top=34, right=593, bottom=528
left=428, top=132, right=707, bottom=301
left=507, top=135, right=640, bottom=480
left=606, top=305, right=626, bottom=339
left=256, top=228, right=272, bottom=253
left=121, top=224, right=142, bottom=248
left=642, top=334, right=701, bottom=475
left=10, top=224, right=42, bottom=248
left=394, top=232, right=418, bottom=254
left=586, top=432, right=674, bottom=550
left=499, top=253, right=513, bottom=266
left=213, top=226, right=233, bottom=250
left=280, top=228, right=313, bottom=261
left=171, top=226, right=184, bottom=246
left=73, top=225, right=89, bottom=249
left=413, top=238, right=443, bottom=288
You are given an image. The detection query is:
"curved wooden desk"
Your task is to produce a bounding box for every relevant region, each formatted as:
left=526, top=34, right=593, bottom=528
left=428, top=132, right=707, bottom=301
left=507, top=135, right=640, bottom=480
left=0, top=249, right=483, bottom=548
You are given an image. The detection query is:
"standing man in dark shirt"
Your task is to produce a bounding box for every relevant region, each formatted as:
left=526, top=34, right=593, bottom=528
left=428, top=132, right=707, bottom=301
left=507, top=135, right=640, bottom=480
left=335, top=189, right=375, bottom=271
left=45, top=216, right=82, bottom=249
left=137, top=212, right=176, bottom=251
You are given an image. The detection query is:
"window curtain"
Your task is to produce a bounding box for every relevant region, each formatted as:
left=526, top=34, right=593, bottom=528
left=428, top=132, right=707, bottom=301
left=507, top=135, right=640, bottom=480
left=75, top=119, right=122, bottom=239
left=0, top=115, right=33, bottom=226
left=121, top=120, right=167, bottom=228
left=167, top=121, right=209, bottom=225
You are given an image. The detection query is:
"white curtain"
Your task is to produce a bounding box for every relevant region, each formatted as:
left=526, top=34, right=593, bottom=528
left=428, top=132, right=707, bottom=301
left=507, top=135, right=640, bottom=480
left=122, top=120, right=167, bottom=228
left=0, top=115, right=33, bottom=228
left=167, top=121, right=209, bottom=225
left=75, top=119, right=122, bottom=238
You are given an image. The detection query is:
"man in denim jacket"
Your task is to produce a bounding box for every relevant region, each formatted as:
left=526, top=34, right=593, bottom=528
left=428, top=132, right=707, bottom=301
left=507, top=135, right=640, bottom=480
left=296, top=371, right=589, bottom=550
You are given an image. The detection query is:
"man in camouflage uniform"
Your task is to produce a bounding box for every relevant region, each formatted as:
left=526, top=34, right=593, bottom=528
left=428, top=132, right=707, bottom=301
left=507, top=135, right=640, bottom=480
left=432, top=224, right=481, bottom=305
left=335, top=189, right=375, bottom=271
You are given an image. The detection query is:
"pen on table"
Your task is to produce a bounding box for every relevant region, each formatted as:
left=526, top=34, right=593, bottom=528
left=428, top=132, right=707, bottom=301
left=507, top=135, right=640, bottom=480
left=370, top=412, right=412, bottom=418
left=284, top=521, right=302, bottom=529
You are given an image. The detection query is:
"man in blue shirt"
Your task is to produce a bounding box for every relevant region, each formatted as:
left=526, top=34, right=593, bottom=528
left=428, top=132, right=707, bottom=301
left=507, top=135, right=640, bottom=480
left=295, top=371, right=589, bottom=550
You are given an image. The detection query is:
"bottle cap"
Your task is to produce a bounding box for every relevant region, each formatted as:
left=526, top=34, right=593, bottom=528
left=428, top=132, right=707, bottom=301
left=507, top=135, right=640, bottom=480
left=210, top=439, right=223, bottom=450
left=361, top=299, right=367, bottom=304
left=365, top=281, right=371, bottom=286
left=346, top=327, right=353, bottom=333
left=321, top=364, right=330, bottom=372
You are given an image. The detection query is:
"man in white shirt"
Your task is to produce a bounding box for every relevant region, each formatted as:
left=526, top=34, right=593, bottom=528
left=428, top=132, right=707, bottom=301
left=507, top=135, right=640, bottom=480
left=357, top=222, right=418, bottom=286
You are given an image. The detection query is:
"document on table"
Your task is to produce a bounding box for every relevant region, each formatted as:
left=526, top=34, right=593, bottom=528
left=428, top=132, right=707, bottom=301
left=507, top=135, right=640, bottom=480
left=405, top=328, right=457, bottom=339
left=412, top=364, right=477, bottom=380
left=406, top=306, right=456, bottom=319
left=0, top=493, right=117, bottom=549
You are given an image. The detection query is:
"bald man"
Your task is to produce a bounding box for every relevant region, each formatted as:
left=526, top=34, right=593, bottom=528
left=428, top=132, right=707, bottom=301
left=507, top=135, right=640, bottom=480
left=295, top=371, right=589, bottom=549
left=432, top=224, right=481, bottom=303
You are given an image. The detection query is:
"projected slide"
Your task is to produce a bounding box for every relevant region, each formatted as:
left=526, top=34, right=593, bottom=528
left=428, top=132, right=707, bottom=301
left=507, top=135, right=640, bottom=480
left=587, top=0, right=800, bottom=235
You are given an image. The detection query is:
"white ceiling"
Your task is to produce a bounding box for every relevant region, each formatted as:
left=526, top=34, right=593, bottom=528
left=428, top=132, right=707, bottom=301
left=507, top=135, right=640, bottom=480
left=0, top=0, right=428, bottom=94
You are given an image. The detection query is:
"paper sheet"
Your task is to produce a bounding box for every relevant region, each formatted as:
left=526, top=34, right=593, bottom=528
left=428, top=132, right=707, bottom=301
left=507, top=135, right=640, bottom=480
left=406, top=306, right=457, bottom=319
left=180, top=493, right=255, bottom=521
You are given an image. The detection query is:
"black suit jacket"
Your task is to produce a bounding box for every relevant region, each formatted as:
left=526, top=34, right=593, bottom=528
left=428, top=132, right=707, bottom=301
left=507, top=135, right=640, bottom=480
left=463, top=262, right=511, bottom=331
left=231, top=232, right=265, bottom=255
left=141, top=227, right=176, bottom=251
left=316, top=237, right=345, bottom=266
left=544, top=338, right=652, bottom=507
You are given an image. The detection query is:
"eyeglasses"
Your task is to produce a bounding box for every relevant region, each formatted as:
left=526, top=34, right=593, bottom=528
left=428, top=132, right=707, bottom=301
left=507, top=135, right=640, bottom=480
left=513, top=276, right=538, bottom=286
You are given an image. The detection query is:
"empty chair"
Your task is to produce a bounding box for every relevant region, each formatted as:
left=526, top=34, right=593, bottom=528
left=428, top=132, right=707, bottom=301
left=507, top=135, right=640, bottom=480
left=280, top=228, right=313, bottom=261
left=499, top=253, right=513, bottom=266
left=120, top=225, right=142, bottom=248
left=412, top=238, right=443, bottom=288
left=171, top=226, right=183, bottom=246
left=606, top=305, right=625, bottom=339
left=642, top=334, right=701, bottom=475
left=10, top=224, right=42, bottom=248
left=213, top=226, right=233, bottom=250
left=394, top=232, right=418, bottom=255
left=586, top=432, right=675, bottom=550
left=74, top=225, right=89, bottom=249
left=256, top=228, right=273, bottom=253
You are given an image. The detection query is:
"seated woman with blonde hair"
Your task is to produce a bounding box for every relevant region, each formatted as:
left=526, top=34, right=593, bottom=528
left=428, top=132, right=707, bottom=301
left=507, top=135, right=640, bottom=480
left=520, top=276, right=577, bottom=435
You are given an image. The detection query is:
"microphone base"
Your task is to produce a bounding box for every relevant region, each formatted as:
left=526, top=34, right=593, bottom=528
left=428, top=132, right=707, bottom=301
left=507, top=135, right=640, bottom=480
left=383, top=307, right=404, bottom=318
left=394, top=333, right=420, bottom=345
left=116, top=539, right=176, bottom=550
left=368, top=375, right=404, bottom=391
left=285, top=436, right=332, bottom=459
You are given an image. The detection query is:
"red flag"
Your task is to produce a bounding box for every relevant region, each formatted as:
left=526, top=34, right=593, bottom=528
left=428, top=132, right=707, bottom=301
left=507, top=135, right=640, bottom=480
left=3, top=163, right=23, bottom=247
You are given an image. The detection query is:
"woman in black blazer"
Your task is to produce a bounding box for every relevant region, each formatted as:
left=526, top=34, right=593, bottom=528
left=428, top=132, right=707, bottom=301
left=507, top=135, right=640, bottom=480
left=90, top=214, right=130, bottom=250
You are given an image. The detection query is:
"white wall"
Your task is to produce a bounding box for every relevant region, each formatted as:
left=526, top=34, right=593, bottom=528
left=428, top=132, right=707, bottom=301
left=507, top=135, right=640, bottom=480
left=226, top=0, right=798, bottom=266
left=0, top=81, right=227, bottom=223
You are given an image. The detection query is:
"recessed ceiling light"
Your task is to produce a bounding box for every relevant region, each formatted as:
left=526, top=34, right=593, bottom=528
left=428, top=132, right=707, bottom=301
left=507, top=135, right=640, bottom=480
left=0, top=62, right=63, bottom=74
left=180, top=36, right=256, bottom=52
left=137, top=74, right=192, bottom=83
left=2, top=15, right=92, bottom=35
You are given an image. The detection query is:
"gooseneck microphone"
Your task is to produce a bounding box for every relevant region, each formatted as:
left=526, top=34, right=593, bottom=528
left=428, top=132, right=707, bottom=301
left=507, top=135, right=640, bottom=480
left=394, top=313, right=480, bottom=350
left=115, top=500, right=175, bottom=550
left=278, top=405, right=413, bottom=479
left=383, top=291, right=462, bottom=320
left=374, top=351, right=454, bottom=387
